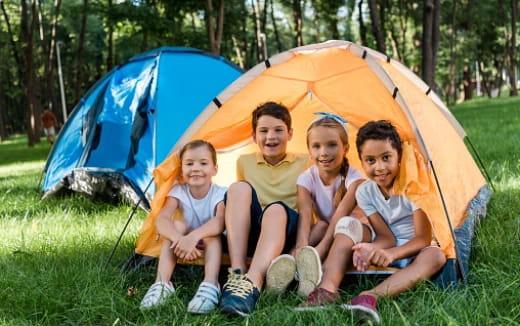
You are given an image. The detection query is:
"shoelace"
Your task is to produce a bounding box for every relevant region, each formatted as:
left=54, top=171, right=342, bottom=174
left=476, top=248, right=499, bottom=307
left=224, top=271, right=254, bottom=299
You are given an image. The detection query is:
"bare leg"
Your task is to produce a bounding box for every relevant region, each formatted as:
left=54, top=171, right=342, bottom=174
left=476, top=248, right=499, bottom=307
left=202, top=236, right=222, bottom=286
left=361, top=247, right=446, bottom=299
left=319, top=226, right=372, bottom=292
left=246, top=204, right=287, bottom=289
left=308, top=220, right=329, bottom=247
left=155, top=221, right=189, bottom=284
left=224, top=182, right=253, bottom=273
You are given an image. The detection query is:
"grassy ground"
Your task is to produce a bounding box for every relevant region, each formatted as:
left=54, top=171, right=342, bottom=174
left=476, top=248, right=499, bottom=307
left=0, top=97, right=518, bottom=325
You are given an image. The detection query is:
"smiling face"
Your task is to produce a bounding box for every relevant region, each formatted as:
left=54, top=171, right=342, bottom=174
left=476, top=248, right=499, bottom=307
left=359, top=139, right=400, bottom=197
left=252, top=115, right=293, bottom=166
left=307, top=125, right=348, bottom=177
left=180, top=146, right=218, bottom=190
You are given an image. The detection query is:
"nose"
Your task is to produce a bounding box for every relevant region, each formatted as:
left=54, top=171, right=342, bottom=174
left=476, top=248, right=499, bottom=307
left=374, top=159, right=385, bottom=171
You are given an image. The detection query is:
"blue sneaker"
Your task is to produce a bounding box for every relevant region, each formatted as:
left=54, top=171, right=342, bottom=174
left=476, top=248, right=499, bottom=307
left=219, top=269, right=260, bottom=317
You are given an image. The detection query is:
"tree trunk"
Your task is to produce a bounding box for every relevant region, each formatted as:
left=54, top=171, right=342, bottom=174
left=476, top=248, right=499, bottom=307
left=0, top=81, right=7, bottom=141
left=509, top=0, right=518, bottom=96
left=293, top=0, right=303, bottom=47
left=205, top=0, right=225, bottom=55
left=463, top=64, right=473, bottom=101
left=44, top=0, right=61, bottom=112
left=75, top=0, right=88, bottom=104
left=447, top=0, right=458, bottom=105
left=251, top=0, right=261, bottom=61
left=421, top=0, right=435, bottom=87
left=106, top=0, right=114, bottom=72
left=20, top=0, right=40, bottom=146
left=367, top=0, right=385, bottom=53
left=358, top=0, right=367, bottom=46
left=270, top=0, right=282, bottom=53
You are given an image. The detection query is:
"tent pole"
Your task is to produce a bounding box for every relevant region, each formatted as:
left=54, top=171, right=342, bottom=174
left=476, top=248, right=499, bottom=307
left=430, top=161, right=466, bottom=281
left=105, top=179, right=154, bottom=268
left=465, top=136, right=495, bottom=192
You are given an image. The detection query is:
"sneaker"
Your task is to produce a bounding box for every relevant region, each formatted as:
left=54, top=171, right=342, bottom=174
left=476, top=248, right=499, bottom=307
left=265, top=254, right=296, bottom=293
left=341, top=294, right=380, bottom=324
left=140, top=281, right=175, bottom=309
left=219, top=269, right=260, bottom=317
left=295, top=287, right=340, bottom=311
left=187, top=282, right=221, bottom=314
left=295, top=246, right=322, bottom=297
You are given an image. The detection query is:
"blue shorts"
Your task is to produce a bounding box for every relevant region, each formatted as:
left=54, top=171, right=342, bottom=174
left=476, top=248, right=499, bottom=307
left=223, top=181, right=298, bottom=257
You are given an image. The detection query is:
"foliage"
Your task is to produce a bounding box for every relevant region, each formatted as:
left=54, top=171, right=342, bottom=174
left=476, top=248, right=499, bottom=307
left=0, top=97, right=519, bottom=324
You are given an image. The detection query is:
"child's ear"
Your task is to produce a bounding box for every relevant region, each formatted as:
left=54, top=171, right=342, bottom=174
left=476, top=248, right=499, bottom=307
left=288, top=128, right=293, bottom=140
left=252, top=130, right=257, bottom=143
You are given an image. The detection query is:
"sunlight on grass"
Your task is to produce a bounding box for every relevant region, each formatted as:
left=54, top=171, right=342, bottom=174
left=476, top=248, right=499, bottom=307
left=0, top=161, right=45, bottom=176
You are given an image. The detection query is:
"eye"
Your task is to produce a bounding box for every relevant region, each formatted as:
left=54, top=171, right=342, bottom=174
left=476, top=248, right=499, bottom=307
left=382, top=155, right=390, bottom=161
left=365, top=158, right=375, bottom=164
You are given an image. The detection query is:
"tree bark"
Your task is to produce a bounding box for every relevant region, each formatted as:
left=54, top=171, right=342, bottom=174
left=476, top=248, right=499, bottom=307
left=20, top=0, right=40, bottom=146
left=367, top=0, right=385, bottom=53
left=44, top=0, right=61, bottom=112
left=447, top=0, right=458, bottom=105
left=421, top=0, right=437, bottom=88
left=358, top=0, right=367, bottom=46
left=509, top=0, right=518, bottom=96
left=75, top=0, right=88, bottom=104
left=293, top=0, right=303, bottom=47
left=106, top=0, right=114, bottom=72
left=251, top=0, right=261, bottom=61
left=270, top=0, right=282, bottom=53
left=205, top=0, right=225, bottom=55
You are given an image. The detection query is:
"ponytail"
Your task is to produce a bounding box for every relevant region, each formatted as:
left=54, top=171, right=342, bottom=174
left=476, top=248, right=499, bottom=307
left=332, top=157, right=350, bottom=208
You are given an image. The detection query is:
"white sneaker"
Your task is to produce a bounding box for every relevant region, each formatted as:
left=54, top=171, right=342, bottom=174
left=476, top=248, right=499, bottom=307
left=187, top=282, right=221, bottom=314
left=265, top=254, right=296, bottom=293
left=140, top=281, right=175, bottom=309
left=296, top=246, right=322, bottom=297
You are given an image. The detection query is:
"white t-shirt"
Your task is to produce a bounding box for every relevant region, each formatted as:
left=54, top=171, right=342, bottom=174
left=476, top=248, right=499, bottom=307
left=168, top=183, right=227, bottom=230
left=355, top=179, right=419, bottom=241
left=296, top=165, right=364, bottom=222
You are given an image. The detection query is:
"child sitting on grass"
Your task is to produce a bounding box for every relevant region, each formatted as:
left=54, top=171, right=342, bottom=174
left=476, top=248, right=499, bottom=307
left=140, top=140, right=226, bottom=314
left=298, top=120, right=446, bottom=324
left=266, top=112, right=369, bottom=298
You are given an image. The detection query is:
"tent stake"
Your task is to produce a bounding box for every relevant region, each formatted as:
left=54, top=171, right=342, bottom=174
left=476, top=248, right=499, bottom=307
left=105, top=179, right=153, bottom=268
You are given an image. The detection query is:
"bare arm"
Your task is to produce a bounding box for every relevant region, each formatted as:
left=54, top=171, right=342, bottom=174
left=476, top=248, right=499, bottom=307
left=384, top=208, right=432, bottom=261
left=294, top=185, right=314, bottom=252
left=315, top=179, right=364, bottom=258
left=155, top=196, right=183, bottom=242
left=174, top=201, right=225, bottom=260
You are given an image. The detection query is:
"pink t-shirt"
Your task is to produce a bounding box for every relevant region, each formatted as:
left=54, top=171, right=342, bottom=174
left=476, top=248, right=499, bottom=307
left=296, top=165, right=364, bottom=222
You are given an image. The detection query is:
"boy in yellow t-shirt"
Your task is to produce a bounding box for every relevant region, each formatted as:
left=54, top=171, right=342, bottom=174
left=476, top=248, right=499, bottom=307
left=219, top=102, right=309, bottom=317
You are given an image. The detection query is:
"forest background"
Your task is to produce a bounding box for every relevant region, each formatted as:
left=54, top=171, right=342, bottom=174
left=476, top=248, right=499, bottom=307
left=0, top=0, right=518, bottom=146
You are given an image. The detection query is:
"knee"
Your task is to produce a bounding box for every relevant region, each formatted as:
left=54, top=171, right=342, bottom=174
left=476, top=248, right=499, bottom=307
left=262, top=203, right=287, bottom=225
left=227, top=181, right=252, bottom=197
left=334, top=216, right=363, bottom=245
left=425, top=247, right=447, bottom=270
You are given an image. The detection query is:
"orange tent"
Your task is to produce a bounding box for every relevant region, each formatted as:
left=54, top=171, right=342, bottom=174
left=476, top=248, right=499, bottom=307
left=126, top=41, right=491, bottom=283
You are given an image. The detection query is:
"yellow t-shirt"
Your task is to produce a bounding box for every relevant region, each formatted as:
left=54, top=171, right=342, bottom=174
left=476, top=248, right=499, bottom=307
left=236, top=152, right=310, bottom=210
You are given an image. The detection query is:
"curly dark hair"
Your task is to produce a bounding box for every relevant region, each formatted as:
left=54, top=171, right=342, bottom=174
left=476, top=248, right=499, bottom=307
left=356, top=120, right=402, bottom=158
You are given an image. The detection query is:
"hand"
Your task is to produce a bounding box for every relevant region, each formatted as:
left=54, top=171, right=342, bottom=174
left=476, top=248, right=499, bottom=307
left=369, top=248, right=394, bottom=267
left=352, top=242, right=373, bottom=271
left=172, top=233, right=201, bottom=260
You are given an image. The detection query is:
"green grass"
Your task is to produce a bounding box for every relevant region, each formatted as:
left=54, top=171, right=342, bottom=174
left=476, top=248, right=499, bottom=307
left=0, top=97, right=519, bottom=325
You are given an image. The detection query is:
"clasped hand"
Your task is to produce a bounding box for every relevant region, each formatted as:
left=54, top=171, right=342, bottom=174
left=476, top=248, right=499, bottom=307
left=352, top=242, right=394, bottom=272
left=170, top=233, right=201, bottom=261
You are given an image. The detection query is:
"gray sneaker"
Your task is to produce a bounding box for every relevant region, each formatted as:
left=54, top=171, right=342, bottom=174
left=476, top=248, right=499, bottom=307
left=295, top=246, right=322, bottom=297
left=265, top=254, right=296, bottom=293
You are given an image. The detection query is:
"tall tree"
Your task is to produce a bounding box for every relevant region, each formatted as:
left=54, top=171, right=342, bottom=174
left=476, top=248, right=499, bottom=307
left=358, top=0, right=367, bottom=45
left=205, top=0, right=224, bottom=54
left=74, top=0, right=88, bottom=105
left=367, top=0, right=386, bottom=53
left=106, top=0, right=114, bottom=72
left=20, top=0, right=40, bottom=146
left=421, top=0, right=440, bottom=88
left=43, top=0, right=61, bottom=113
left=293, top=0, right=303, bottom=47
left=508, top=0, right=518, bottom=96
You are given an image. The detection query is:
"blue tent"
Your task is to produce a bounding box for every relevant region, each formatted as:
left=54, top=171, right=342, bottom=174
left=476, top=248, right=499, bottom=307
left=41, top=47, right=242, bottom=209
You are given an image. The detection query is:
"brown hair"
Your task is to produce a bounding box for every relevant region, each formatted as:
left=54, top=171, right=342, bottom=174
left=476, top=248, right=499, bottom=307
left=251, top=101, right=291, bottom=131
left=179, top=139, right=217, bottom=165
left=307, top=117, right=350, bottom=209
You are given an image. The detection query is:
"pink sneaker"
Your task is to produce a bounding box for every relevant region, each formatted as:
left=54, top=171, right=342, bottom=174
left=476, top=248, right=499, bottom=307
left=342, top=294, right=380, bottom=324
left=295, top=287, right=340, bottom=311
